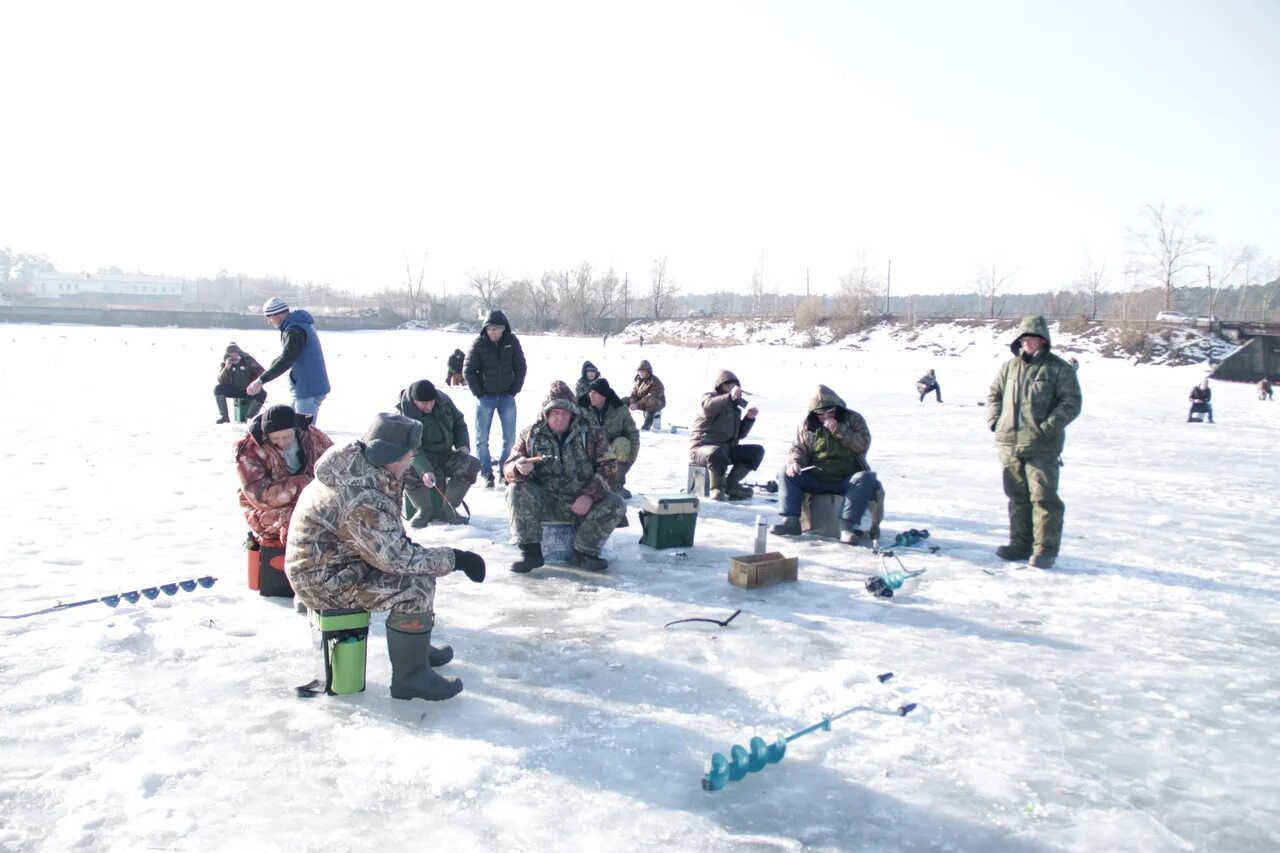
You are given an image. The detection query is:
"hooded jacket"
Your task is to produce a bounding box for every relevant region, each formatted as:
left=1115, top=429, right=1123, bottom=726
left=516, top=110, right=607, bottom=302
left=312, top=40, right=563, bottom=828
left=574, top=361, right=600, bottom=399
left=463, top=309, right=527, bottom=397
left=786, top=385, right=870, bottom=481
left=445, top=349, right=466, bottom=385
left=393, top=386, right=470, bottom=477
left=234, top=412, right=333, bottom=544
left=630, top=360, right=666, bottom=414
left=689, top=369, right=755, bottom=449
left=502, top=398, right=616, bottom=503
left=578, top=382, right=641, bottom=465
left=284, top=442, right=457, bottom=612
left=217, top=344, right=265, bottom=392
left=986, top=316, right=1083, bottom=457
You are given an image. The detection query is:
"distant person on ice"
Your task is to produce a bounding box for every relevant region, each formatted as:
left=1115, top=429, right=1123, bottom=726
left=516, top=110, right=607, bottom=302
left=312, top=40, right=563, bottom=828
left=689, top=369, right=764, bottom=502
left=770, top=385, right=881, bottom=544
left=394, top=379, right=480, bottom=527
left=246, top=298, right=331, bottom=423
left=214, top=342, right=266, bottom=424
left=986, top=316, right=1082, bottom=569
left=916, top=369, right=942, bottom=403
left=235, top=404, right=332, bottom=547
left=445, top=348, right=466, bottom=386
left=463, top=309, right=527, bottom=488
left=1188, top=379, right=1214, bottom=423
left=1260, top=377, right=1274, bottom=401
left=503, top=391, right=626, bottom=574
left=286, top=413, right=486, bottom=702
left=629, top=359, right=666, bottom=431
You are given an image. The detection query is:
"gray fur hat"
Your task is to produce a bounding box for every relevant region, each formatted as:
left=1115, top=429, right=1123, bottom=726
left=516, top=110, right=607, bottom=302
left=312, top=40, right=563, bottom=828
left=360, top=413, right=423, bottom=466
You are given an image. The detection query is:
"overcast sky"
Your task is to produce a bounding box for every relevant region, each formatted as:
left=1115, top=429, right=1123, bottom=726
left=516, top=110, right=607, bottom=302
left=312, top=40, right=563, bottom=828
left=2, top=0, right=1276, bottom=297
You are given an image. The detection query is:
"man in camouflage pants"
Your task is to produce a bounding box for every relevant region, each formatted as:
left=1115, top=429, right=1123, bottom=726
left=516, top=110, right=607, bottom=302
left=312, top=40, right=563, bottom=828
left=503, top=395, right=626, bottom=573
left=286, top=413, right=487, bottom=701
left=987, top=316, right=1083, bottom=569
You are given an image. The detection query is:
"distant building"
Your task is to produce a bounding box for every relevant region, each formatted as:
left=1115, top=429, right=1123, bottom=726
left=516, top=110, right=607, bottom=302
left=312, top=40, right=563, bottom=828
left=30, top=271, right=195, bottom=303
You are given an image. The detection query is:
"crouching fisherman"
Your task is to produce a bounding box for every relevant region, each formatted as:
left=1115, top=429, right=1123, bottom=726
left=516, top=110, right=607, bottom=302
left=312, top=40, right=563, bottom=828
left=286, top=413, right=487, bottom=701
left=235, top=404, right=332, bottom=546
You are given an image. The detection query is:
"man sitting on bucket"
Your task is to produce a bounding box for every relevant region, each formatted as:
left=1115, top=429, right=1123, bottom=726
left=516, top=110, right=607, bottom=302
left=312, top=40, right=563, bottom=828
left=770, top=385, right=880, bottom=544
left=503, top=389, right=626, bottom=573
left=285, top=413, right=487, bottom=702
left=394, top=379, right=481, bottom=527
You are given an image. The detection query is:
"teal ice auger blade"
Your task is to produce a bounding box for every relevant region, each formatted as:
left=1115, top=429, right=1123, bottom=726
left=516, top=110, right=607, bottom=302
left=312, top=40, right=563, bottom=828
left=702, top=672, right=918, bottom=791
left=0, top=576, right=218, bottom=620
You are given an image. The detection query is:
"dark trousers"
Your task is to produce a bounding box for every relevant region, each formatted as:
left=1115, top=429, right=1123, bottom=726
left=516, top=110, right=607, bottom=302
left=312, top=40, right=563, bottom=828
left=918, top=381, right=941, bottom=402
left=690, top=443, right=765, bottom=474
left=779, top=468, right=880, bottom=525
left=214, top=383, right=267, bottom=402
left=1187, top=401, right=1213, bottom=422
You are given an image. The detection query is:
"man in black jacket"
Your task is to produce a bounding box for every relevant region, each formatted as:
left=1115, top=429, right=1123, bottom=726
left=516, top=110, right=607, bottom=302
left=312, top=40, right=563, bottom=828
left=463, top=309, right=527, bottom=487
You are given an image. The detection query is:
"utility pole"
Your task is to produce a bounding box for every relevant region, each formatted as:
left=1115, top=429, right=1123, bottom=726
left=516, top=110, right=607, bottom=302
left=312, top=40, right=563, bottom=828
left=805, top=267, right=810, bottom=298
left=623, top=273, right=628, bottom=320
left=885, top=260, right=892, bottom=315
left=1207, top=265, right=1214, bottom=318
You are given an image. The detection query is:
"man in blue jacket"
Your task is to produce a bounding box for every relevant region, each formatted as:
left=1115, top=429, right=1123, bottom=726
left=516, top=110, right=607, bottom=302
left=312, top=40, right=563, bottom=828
left=247, top=297, right=332, bottom=423
left=463, top=309, right=527, bottom=487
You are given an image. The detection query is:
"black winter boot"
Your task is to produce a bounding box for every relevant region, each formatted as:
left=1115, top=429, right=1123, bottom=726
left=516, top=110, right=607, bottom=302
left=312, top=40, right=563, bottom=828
left=511, top=543, right=545, bottom=574
left=572, top=550, right=608, bottom=572
left=215, top=395, right=230, bottom=424
left=385, top=613, right=462, bottom=701
left=245, top=398, right=264, bottom=420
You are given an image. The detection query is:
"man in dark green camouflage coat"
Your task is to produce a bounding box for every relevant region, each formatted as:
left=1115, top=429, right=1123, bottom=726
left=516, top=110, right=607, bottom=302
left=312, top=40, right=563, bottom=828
left=286, top=413, right=486, bottom=701
left=987, top=316, right=1083, bottom=569
left=502, top=396, right=625, bottom=573
left=394, top=379, right=481, bottom=527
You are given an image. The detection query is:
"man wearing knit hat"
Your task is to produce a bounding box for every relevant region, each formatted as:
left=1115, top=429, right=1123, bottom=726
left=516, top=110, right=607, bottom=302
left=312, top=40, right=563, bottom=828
left=234, top=403, right=332, bottom=546
left=502, top=395, right=625, bottom=573
left=394, top=379, right=481, bottom=528
left=246, top=297, right=331, bottom=423
left=286, top=412, right=487, bottom=701
left=578, top=375, right=640, bottom=501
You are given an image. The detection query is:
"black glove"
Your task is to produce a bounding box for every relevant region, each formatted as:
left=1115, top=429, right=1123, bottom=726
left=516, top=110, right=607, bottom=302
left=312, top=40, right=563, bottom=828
left=453, top=549, right=486, bottom=583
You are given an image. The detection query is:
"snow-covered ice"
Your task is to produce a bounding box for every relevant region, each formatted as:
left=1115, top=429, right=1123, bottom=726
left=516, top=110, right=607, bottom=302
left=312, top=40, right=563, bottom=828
left=1, top=322, right=1277, bottom=852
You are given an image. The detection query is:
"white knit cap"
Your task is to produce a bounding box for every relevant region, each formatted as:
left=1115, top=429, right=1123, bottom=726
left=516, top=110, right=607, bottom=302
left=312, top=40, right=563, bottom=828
left=262, top=297, right=289, bottom=316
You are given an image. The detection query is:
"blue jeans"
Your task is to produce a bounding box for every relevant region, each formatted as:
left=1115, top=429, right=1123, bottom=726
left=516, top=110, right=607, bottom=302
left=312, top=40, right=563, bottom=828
left=778, top=468, right=880, bottom=526
left=292, top=393, right=327, bottom=423
left=475, top=394, right=517, bottom=475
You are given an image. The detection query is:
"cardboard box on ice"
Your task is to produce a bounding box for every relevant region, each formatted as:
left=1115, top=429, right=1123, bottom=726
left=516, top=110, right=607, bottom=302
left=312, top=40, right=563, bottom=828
left=728, top=551, right=798, bottom=589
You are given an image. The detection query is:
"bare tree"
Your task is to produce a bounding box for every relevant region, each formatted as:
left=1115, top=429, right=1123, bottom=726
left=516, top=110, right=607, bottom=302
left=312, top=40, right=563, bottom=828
left=974, top=261, right=1015, bottom=318
left=592, top=266, right=621, bottom=330
left=648, top=256, right=679, bottom=320
left=1073, top=250, right=1108, bottom=320
left=525, top=272, right=559, bottom=331
left=1128, top=202, right=1214, bottom=310
left=466, top=270, right=509, bottom=316
left=402, top=251, right=430, bottom=321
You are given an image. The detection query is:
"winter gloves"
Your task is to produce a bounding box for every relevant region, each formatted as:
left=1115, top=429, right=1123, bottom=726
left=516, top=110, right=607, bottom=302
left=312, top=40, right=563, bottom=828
left=453, top=549, right=486, bottom=583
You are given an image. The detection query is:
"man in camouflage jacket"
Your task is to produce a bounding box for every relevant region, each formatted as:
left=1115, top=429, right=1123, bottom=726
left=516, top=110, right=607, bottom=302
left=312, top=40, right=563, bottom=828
left=286, top=413, right=486, bottom=701
left=987, top=315, right=1083, bottom=569
left=629, top=360, right=666, bottom=430
left=394, top=379, right=481, bottom=527
left=234, top=404, right=332, bottom=546
left=770, top=385, right=881, bottom=544
left=502, top=396, right=625, bottom=573
left=578, top=376, right=640, bottom=499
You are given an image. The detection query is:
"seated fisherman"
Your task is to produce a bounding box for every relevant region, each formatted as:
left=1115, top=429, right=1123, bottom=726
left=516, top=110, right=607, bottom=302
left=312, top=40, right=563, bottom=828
left=235, top=404, right=333, bottom=546
left=629, top=359, right=666, bottom=430
left=215, top=342, right=267, bottom=424
left=770, top=385, right=881, bottom=545
left=688, top=369, right=764, bottom=501
left=503, top=393, right=626, bottom=574
left=394, top=379, right=481, bottom=527
left=578, top=376, right=640, bottom=499
left=285, top=413, right=487, bottom=702
left=1188, top=379, right=1214, bottom=423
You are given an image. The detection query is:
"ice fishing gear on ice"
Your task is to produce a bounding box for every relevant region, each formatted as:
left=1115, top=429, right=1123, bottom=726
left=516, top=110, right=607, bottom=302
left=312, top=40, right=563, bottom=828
left=874, top=528, right=939, bottom=555
left=742, top=479, right=779, bottom=494
left=865, top=551, right=926, bottom=599
left=702, top=672, right=918, bottom=792
left=0, top=576, right=219, bottom=620
left=664, top=609, right=741, bottom=629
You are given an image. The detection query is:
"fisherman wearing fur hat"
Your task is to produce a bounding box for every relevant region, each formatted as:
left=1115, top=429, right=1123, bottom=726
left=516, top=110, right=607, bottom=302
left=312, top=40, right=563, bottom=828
left=986, top=316, right=1082, bottom=569
left=286, top=413, right=487, bottom=702
left=502, top=394, right=626, bottom=573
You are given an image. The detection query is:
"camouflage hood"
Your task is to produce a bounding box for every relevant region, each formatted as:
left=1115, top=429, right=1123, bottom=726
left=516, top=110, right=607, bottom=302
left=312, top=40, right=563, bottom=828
left=313, top=442, right=400, bottom=498
left=541, top=380, right=580, bottom=418
left=542, top=397, right=581, bottom=420
left=1009, top=315, right=1052, bottom=354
